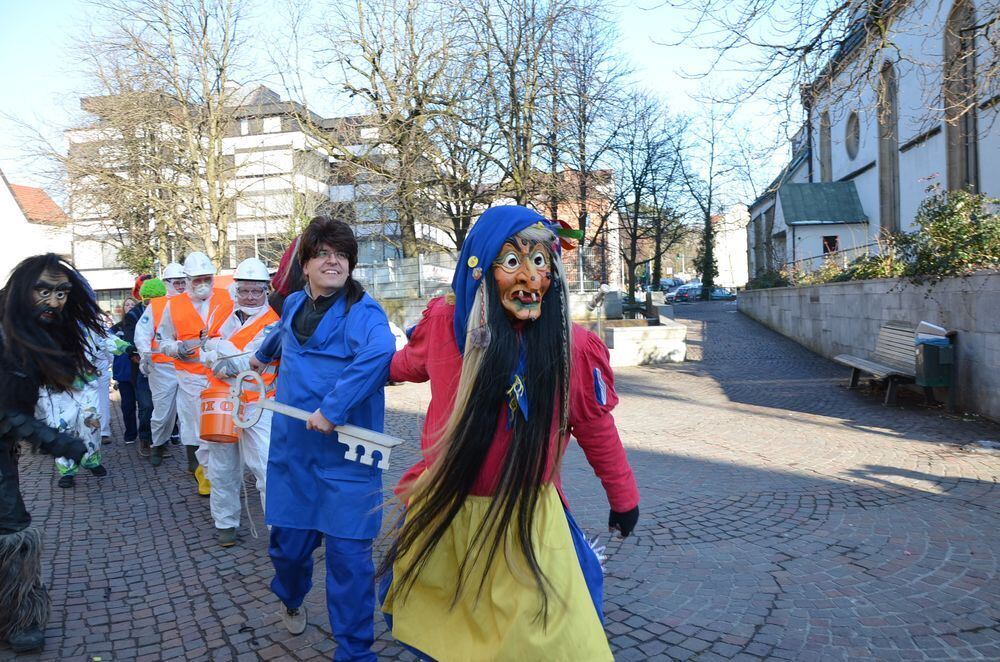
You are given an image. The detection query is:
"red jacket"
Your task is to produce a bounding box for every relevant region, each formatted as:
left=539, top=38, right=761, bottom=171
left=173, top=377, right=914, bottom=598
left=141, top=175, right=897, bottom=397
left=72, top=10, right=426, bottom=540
left=390, top=297, right=640, bottom=512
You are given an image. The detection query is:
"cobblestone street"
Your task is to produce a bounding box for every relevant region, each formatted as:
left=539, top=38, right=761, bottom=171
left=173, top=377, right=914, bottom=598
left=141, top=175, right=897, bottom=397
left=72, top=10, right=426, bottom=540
left=4, top=301, right=999, bottom=661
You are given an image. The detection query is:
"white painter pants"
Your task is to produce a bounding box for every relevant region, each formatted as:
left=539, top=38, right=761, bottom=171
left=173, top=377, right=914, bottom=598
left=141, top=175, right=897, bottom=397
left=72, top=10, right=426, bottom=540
left=174, top=369, right=210, bottom=468
left=97, top=367, right=112, bottom=437
left=206, top=409, right=271, bottom=529
left=148, top=362, right=180, bottom=447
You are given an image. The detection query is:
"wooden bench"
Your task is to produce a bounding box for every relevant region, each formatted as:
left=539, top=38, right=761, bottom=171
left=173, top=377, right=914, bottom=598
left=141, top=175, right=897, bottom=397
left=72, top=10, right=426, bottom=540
left=833, top=322, right=916, bottom=406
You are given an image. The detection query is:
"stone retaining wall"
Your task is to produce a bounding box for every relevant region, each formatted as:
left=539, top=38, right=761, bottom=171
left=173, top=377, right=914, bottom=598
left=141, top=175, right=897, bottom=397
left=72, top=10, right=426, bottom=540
left=737, top=272, right=1000, bottom=421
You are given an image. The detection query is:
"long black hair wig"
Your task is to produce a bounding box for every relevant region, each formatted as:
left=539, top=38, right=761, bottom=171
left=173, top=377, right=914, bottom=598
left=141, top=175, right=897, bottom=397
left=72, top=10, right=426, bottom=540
left=0, top=253, right=104, bottom=391
left=379, top=224, right=573, bottom=623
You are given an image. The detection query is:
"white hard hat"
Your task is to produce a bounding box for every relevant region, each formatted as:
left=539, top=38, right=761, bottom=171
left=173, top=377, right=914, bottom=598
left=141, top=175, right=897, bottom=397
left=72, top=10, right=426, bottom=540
left=233, top=257, right=270, bottom=282
left=183, top=252, right=216, bottom=277
left=162, top=262, right=185, bottom=280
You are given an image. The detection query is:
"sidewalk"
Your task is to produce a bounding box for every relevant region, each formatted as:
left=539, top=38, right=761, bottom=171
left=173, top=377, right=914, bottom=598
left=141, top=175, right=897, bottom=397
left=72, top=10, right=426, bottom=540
left=4, top=300, right=999, bottom=660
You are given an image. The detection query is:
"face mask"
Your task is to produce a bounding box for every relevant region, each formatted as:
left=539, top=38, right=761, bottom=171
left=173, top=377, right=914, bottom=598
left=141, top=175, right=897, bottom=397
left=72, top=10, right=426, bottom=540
left=238, top=304, right=266, bottom=316
left=492, top=238, right=552, bottom=321
left=192, top=283, right=212, bottom=299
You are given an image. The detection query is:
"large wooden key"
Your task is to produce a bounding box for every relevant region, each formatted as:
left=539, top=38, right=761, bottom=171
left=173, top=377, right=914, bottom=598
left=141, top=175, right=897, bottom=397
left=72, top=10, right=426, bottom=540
left=229, top=370, right=402, bottom=470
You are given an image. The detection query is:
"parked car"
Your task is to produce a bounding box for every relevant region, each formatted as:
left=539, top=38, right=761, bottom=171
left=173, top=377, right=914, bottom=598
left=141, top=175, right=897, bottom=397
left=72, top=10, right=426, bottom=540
left=659, top=277, right=684, bottom=292
left=672, top=284, right=703, bottom=302
left=710, top=287, right=737, bottom=301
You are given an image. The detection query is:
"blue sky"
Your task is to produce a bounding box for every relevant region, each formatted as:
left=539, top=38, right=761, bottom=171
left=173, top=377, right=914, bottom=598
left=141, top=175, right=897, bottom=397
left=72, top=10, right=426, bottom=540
left=0, top=0, right=789, bottom=197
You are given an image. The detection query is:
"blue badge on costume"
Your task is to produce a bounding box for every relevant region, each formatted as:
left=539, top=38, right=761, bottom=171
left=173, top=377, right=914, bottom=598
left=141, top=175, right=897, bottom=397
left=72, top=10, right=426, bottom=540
left=593, top=368, right=607, bottom=406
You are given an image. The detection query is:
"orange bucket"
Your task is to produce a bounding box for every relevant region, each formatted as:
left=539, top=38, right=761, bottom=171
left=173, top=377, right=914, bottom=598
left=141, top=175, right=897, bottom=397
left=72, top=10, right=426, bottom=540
left=199, top=385, right=238, bottom=443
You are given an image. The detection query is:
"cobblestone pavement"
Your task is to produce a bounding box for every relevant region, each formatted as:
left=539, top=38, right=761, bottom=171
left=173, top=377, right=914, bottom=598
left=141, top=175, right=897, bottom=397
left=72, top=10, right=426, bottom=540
left=5, top=300, right=1000, bottom=661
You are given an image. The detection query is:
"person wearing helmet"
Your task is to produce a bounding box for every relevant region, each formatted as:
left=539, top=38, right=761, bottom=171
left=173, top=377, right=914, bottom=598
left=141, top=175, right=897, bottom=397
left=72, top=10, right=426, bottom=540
left=198, top=257, right=278, bottom=547
left=157, top=252, right=233, bottom=495
left=134, top=264, right=187, bottom=465
left=161, top=262, right=187, bottom=298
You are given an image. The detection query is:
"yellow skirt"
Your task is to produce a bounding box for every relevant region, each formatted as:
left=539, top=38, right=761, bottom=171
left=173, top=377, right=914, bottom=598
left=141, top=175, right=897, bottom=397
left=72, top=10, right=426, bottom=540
left=382, top=483, right=613, bottom=662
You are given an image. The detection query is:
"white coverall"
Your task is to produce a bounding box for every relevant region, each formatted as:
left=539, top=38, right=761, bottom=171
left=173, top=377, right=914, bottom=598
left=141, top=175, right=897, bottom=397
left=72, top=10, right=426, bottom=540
left=199, top=309, right=276, bottom=529
left=134, top=302, right=181, bottom=448
left=94, top=329, right=113, bottom=438
left=156, top=297, right=222, bottom=470
left=40, top=334, right=107, bottom=474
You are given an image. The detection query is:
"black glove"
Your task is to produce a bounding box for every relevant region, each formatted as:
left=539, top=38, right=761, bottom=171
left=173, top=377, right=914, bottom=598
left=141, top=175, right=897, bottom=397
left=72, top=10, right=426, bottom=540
left=50, top=436, right=87, bottom=465
left=609, top=505, right=639, bottom=538
left=1, top=410, right=87, bottom=463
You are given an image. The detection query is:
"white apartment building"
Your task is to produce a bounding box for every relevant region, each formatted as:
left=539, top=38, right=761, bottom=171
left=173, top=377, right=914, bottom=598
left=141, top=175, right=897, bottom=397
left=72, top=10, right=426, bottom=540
left=66, top=84, right=423, bottom=298
left=748, top=0, right=998, bottom=276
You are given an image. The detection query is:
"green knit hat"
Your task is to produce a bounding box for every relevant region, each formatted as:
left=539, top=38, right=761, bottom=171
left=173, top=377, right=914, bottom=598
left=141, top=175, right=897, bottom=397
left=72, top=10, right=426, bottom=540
left=139, top=277, right=167, bottom=300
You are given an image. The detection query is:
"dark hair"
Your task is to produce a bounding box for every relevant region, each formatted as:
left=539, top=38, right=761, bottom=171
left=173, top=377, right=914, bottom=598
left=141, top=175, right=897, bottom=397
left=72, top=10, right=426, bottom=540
left=379, top=265, right=571, bottom=623
left=297, top=215, right=365, bottom=312
left=0, top=253, right=104, bottom=391
left=120, top=297, right=139, bottom=323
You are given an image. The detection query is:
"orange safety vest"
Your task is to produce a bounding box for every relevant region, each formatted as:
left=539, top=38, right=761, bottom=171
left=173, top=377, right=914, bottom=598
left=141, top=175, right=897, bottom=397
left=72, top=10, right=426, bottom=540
left=167, top=289, right=234, bottom=376
left=207, top=307, right=280, bottom=402
left=148, top=297, right=174, bottom=365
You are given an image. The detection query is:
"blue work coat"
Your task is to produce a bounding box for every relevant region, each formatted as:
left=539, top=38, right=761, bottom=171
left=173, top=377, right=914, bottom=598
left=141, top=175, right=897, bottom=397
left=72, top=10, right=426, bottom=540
left=260, top=290, right=396, bottom=540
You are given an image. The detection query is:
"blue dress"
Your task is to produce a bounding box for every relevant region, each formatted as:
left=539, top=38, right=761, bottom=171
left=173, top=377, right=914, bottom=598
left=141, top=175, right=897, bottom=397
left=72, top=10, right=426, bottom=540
left=260, top=290, right=396, bottom=539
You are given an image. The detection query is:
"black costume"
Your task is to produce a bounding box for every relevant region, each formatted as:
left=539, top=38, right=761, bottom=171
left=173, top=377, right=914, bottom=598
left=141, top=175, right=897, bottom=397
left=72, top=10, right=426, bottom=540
left=0, top=333, right=87, bottom=642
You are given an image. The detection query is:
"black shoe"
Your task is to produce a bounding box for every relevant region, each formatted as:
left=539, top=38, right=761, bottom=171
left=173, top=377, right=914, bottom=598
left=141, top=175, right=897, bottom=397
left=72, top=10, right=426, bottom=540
left=185, top=446, right=198, bottom=473
left=217, top=527, right=237, bottom=547
left=57, top=475, right=75, bottom=489
left=88, top=465, right=108, bottom=477
left=7, top=627, right=44, bottom=653
left=123, top=436, right=137, bottom=444
left=101, top=435, right=111, bottom=444
left=151, top=445, right=164, bottom=467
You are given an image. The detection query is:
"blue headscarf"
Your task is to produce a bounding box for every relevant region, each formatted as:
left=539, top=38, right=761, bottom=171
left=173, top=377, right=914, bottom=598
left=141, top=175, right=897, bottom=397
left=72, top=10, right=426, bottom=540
left=451, top=205, right=548, bottom=354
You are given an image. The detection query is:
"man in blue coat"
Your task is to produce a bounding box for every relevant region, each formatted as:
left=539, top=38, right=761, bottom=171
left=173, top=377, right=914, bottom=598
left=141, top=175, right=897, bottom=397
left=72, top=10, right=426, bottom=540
left=251, top=216, right=396, bottom=662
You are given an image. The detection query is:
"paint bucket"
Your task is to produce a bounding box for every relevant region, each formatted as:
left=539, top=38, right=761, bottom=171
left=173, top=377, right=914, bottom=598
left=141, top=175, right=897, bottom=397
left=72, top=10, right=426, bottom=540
left=199, top=385, right=237, bottom=443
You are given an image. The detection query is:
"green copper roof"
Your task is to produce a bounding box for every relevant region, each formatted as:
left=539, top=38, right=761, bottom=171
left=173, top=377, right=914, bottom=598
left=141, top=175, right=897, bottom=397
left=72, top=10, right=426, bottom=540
left=778, top=182, right=868, bottom=225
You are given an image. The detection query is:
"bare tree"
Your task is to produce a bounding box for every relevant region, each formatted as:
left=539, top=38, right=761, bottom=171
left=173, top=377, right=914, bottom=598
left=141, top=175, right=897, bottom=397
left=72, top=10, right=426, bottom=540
left=672, top=106, right=737, bottom=299
left=557, top=7, right=629, bottom=235
left=55, top=0, right=250, bottom=271
left=63, top=86, right=186, bottom=273
left=608, top=92, right=679, bottom=300
left=422, top=78, right=503, bottom=249
left=457, top=0, right=575, bottom=204
left=277, top=0, right=461, bottom=258
left=660, top=0, right=999, bottom=130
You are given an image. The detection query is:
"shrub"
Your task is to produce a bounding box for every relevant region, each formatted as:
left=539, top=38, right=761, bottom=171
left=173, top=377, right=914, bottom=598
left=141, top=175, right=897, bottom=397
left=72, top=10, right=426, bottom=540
left=900, top=188, right=1000, bottom=283
left=798, top=257, right=845, bottom=285
left=747, top=268, right=792, bottom=290
left=748, top=189, right=998, bottom=289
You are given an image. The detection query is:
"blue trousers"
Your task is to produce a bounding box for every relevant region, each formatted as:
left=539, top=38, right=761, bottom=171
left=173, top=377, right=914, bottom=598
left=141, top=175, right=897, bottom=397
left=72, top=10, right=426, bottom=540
left=134, top=372, right=153, bottom=442
left=269, top=526, right=376, bottom=662
left=118, top=381, right=138, bottom=441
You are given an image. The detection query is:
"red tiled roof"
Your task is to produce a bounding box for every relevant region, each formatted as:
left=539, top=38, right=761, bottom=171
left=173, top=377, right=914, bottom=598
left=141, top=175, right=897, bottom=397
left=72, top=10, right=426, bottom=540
left=9, top=184, right=70, bottom=225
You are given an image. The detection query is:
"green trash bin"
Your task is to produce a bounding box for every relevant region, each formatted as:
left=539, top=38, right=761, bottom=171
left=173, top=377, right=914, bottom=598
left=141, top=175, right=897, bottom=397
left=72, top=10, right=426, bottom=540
left=915, top=343, right=953, bottom=387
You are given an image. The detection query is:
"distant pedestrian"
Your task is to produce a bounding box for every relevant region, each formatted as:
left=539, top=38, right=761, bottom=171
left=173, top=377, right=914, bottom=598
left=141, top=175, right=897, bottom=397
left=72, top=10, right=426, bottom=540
left=111, top=298, right=139, bottom=442
left=133, top=265, right=186, bottom=464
